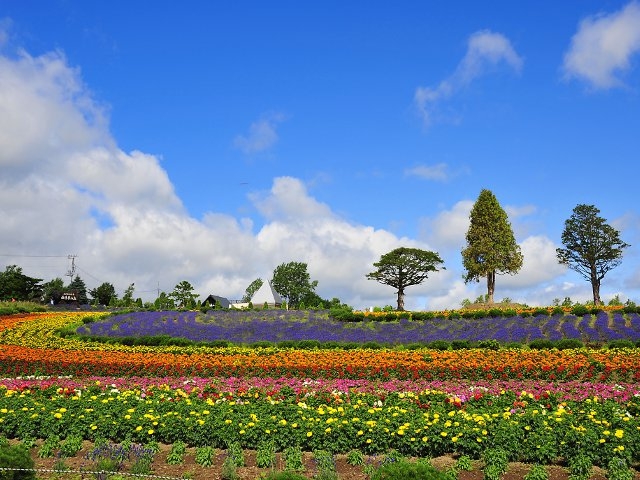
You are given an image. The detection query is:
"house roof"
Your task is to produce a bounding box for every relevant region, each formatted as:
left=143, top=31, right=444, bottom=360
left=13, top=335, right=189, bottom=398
left=251, top=281, right=283, bottom=305
left=203, top=294, right=231, bottom=309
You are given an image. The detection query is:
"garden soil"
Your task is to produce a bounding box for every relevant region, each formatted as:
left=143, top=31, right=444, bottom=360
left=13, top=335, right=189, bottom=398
left=27, top=442, right=639, bottom=480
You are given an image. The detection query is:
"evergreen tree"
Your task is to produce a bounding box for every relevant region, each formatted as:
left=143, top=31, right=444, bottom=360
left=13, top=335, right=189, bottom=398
left=89, top=282, right=117, bottom=306
left=0, top=265, right=42, bottom=301
left=556, top=204, right=629, bottom=305
left=67, top=275, right=89, bottom=304
left=461, top=189, right=523, bottom=303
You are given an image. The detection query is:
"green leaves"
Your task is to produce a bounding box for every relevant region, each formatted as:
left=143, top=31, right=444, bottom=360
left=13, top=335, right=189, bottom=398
left=556, top=204, right=630, bottom=305
left=366, top=247, right=444, bottom=310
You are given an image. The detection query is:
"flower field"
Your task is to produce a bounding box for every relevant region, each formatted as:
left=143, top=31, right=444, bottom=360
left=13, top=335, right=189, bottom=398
left=2, top=310, right=640, bottom=478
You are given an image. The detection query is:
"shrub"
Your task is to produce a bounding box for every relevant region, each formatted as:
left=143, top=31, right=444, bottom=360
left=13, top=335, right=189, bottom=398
left=532, top=308, right=550, bottom=316
left=297, top=340, right=321, bottom=350
left=451, top=340, right=471, bottom=350
left=606, top=457, right=634, bottom=480
left=261, top=472, right=309, bottom=480
left=362, top=341, right=383, bottom=350
left=556, top=338, right=584, bottom=350
left=250, top=340, right=274, bottom=349
left=524, top=464, right=549, bottom=480
left=570, top=305, right=590, bottom=316
left=607, top=339, right=635, bottom=350
left=429, top=340, right=450, bottom=351
left=477, top=339, right=500, bottom=350
left=370, top=458, right=449, bottom=480
left=0, top=442, right=35, bottom=480
left=529, top=339, right=555, bottom=350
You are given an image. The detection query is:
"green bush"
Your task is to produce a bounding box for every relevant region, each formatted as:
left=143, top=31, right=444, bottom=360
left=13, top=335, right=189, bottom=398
left=451, top=340, right=471, bottom=350
left=528, top=339, right=555, bottom=350
left=607, top=339, right=635, bottom=350
left=556, top=338, right=584, bottom=350
left=477, top=339, right=500, bottom=350
left=370, top=458, right=449, bottom=480
left=260, top=471, right=309, bottom=480
left=428, top=340, right=450, bottom=351
left=0, top=442, right=35, bottom=480
left=532, top=308, right=550, bottom=316
left=570, top=305, right=590, bottom=316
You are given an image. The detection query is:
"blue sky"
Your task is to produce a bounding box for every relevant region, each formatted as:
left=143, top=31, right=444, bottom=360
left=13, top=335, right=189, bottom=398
left=1, top=1, right=639, bottom=309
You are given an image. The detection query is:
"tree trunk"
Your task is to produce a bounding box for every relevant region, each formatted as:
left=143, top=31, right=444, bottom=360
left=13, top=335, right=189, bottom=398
left=397, top=288, right=405, bottom=311
left=592, top=277, right=602, bottom=305
left=486, top=271, right=495, bottom=304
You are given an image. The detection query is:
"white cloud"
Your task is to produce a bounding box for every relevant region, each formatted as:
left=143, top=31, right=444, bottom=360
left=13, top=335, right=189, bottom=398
left=563, top=2, right=640, bottom=89
left=419, top=200, right=473, bottom=251
left=233, top=113, right=285, bottom=154
left=0, top=43, right=438, bottom=308
left=405, top=163, right=450, bottom=181
left=415, top=30, right=523, bottom=127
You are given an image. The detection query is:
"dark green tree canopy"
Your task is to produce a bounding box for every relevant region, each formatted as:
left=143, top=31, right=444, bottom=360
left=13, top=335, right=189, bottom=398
left=0, top=265, right=43, bottom=302
left=271, top=261, right=318, bottom=309
left=67, top=275, right=88, bottom=304
left=242, top=278, right=264, bottom=303
left=169, top=280, right=199, bottom=309
left=42, top=277, right=65, bottom=305
left=366, top=247, right=444, bottom=311
left=556, top=204, right=629, bottom=305
left=90, top=282, right=117, bottom=306
left=461, top=189, right=523, bottom=303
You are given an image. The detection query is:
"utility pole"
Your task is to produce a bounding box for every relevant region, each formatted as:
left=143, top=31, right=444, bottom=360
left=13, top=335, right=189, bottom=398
left=66, top=254, right=77, bottom=282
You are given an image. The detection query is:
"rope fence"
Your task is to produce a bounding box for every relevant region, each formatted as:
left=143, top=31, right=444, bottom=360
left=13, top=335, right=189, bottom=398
left=0, top=467, right=186, bottom=480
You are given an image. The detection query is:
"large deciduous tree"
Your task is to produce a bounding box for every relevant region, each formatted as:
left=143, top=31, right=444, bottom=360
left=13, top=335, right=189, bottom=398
left=271, top=261, right=318, bottom=309
left=556, top=204, right=629, bottom=305
left=90, top=282, right=117, bottom=306
left=42, top=277, right=65, bottom=305
left=242, top=278, right=264, bottom=303
left=366, top=247, right=444, bottom=311
left=0, top=265, right=43, bottom=302
left=461, top=189, right=523, bottom=304
left=169, top=281, right=199, bottom=309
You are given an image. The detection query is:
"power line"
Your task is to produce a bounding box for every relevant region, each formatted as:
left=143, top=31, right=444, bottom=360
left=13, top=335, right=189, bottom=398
left=0, top=254, right=69, bottom=258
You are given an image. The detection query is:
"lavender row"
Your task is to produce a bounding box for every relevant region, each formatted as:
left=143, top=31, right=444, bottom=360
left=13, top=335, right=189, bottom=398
left=75, top=310, right=640, bottom=345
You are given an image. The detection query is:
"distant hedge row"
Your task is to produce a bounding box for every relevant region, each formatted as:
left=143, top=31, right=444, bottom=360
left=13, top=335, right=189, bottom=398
left=66, top=332, right=640, bottom=351
left=330, top=305, right=639, bottom=322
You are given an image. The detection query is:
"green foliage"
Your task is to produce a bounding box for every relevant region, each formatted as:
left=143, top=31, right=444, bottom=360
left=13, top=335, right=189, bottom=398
left=346, top=449, right=364, bottom=466
left=284, top=445, right=304, bottom=471
left=169, top=280, right=199, bottom=309
left=60, top=434, right=83, bottom=457
left=226, top=440, right=245, bottom=467
left=567, top=454, right=592, bottom=480
left=482, top=448, right=508, bottom=480
left=260, top=471, right=309, bottom=480
left=166, top=440, right=187, bottom=465
left=366, top=247, right=444, bottom=311
left=370, top=458, right=449, bottom=480
left=66, top=275, right=88, bottom=304
left=454, top=455, right=473, bottom=472
left=256, top=439, right=276, bottom=468
left=38, top=435, right=60, bottom=458
left=242, top=278, right=264, bottom=303
left=0, top=442, right=36, bottom=480
left=195, top=446, right=215, bottom=467
left=556, top=338, right=584, bottom=350
left=312, top=449, right=338, bottom=480
left=429, top=340, right=451, bottom=351
left=606, top=457, right=634, bottom=480
left=477, top=339, right=500, bottom=350
left=271, top=262, right=319, bottom=309
left=461, top=189, right=523, bottom=303
left=528, top=339, right=555, bottom=350
left=607, top=339, right=635, bottom=349
left=523, top=464, right=548, bottom=480
left=557, top=204, right=629, bottom=305
left=570, top=305, right=590, bottom=316
left=221, top=455, right=240, bottom=480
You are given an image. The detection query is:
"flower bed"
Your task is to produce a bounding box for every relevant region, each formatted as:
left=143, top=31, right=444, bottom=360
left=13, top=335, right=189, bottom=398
left=1, top=311, right=640, bottom=476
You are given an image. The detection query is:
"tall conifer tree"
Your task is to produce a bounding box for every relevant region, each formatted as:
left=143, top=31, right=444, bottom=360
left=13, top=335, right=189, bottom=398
left=462, top=189, right=523, bottom=303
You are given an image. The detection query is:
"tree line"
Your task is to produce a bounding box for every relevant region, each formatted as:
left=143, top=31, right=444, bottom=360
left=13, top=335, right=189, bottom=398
left=366, top=190, right=629, bottom=310
left=0, top=191, right=629, bottom=310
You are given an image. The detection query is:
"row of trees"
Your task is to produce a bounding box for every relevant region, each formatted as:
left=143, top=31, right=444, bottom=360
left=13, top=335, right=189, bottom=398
left=366, top=189, right=629, bottom=310
left=1, top=191, right=629, bottom=311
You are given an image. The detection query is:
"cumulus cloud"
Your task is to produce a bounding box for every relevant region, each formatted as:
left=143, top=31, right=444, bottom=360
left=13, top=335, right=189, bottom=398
left=415, top=30, right=523, bottom=126
left=563, top=1, right=640, bottom=89
left=233, top=113, right=286, bottom=154
left=0, top=40, right=443, bottom=308
left=405, top=163, right=449, bottom=181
